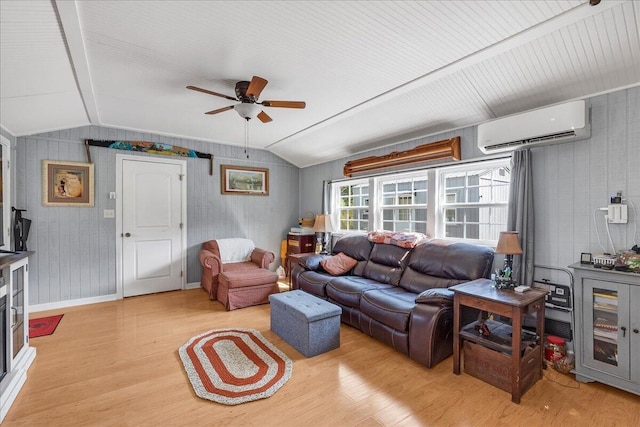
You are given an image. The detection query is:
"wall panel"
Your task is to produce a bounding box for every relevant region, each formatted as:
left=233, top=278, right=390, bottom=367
left=300, top=86, right=640, bottom=274
left=15, top=126, right=299, bottom=305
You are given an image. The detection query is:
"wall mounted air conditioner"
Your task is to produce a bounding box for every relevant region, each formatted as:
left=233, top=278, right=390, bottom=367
left=477, top=100, right=590, bottom=154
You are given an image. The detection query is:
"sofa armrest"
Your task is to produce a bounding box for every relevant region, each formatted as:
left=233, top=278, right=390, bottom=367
left=409, top=303, right=454, bottom=368
left=251, top=247, right=275, bottom=269
left=199, top=249, right=223, bottom=275
left=415, top=288, right=454, bottom=306
left=297, top=254, right=331, bottom=271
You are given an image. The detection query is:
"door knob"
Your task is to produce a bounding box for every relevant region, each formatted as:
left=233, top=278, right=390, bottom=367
left=634, top=328, right=639, bottom=334
left=124, top=232, right=131, bottom=237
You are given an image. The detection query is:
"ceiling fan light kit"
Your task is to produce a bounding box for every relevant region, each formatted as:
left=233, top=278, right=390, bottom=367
left=234, top=103, right=261, bottom=120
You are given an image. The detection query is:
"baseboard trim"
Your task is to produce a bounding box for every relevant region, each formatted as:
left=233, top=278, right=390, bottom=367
left=30, top=294, right=119, bottom=313
left=30, top=284, right=203, bottom=313
left=185, top=281, right=200, bottom=290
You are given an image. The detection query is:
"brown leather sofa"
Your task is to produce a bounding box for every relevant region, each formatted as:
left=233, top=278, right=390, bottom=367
left=291, top=233, right=494, bottom=367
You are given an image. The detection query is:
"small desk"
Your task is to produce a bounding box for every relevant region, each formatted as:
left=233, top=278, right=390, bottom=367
left=451, top=279, right=547, bottom=404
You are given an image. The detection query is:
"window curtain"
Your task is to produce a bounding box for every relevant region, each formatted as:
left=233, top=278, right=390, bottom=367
left=322, top=180, right=331, bottom=214
left=322, top=180, right=333, bottom=251
left=507, top=149, right=534, bottom=286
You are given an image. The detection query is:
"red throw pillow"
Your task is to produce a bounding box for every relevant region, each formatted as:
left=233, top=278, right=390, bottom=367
left=320, top=252, right=358, bottom=276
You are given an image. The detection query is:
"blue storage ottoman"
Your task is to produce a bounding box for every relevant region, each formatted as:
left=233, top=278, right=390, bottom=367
left=269, top=290, right=342, bottom=357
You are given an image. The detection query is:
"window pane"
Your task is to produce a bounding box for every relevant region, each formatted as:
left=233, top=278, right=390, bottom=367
left=440, top=162, right=510, bottom=242
left=378, top=175, right=428, bottom=233
left=335, top=181, right=370, bottom=231
left=468, top=187, right=480, bottom=203
left=446, top=224, right=464, bottom=238
left=381, top=208, right=426, bottom=232
left=383, top=183, right=395, bottom=192
left=398, top=182, right=411, bottom=192
left=415, top=190, right=427, bottom=204
left=383, top=196, right=395, bottom=206
left=443, top=206, right=507, bottom=240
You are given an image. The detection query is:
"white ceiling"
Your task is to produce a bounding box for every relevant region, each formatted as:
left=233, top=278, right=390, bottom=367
left=1, top=1, right=639, bottom=168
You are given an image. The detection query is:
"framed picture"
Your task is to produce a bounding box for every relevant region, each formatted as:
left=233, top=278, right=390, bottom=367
left=221, top=165, right=269, bottom=196
left=42, top=160, right=95, bottom=206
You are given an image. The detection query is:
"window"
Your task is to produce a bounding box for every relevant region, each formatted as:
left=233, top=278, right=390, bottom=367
left=439, top=161, right=510, bottom=242
left=335, top=179, right=369, bottom=231
left=379, top=174, right=428, bottom=233
left=330, top=158, right=510, bottom=244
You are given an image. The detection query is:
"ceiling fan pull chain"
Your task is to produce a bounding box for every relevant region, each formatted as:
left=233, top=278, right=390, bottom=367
left=245, top=118, right=250, bottom=158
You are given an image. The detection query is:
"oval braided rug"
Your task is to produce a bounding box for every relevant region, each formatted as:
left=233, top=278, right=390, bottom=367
left=179, top=328, right=292, bottom=405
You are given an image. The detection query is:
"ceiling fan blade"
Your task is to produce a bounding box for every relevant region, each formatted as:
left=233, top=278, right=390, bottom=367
left=246, top=76, right=268, bottom=99
left=261, top=100, right=306, bottom=109
left=205, top=105, right=235, bottom=115
left=257, top=111, right=273, bottom=123
left=187, top=85, right=237, bottom=101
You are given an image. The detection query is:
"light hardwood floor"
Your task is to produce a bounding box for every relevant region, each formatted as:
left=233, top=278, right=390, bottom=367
left=5, top=288, right=639, bottom=426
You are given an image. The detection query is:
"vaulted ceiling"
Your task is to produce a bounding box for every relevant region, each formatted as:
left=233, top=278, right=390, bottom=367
left=1, top=1, right=639, bottom=167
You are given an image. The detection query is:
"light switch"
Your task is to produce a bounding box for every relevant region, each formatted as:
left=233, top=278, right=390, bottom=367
left=104, top=209, right=115, bottom=218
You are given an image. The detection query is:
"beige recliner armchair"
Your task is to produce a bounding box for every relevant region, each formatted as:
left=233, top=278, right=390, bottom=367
left=199, top=238, right=279, bottom=310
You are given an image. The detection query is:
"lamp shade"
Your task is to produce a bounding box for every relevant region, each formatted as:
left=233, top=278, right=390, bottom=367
left=312, top=214, right=334, bottom=233
left=495, top=231, right=523, bottom=255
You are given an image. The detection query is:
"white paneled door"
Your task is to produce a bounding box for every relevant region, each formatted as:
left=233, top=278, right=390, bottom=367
left=120, top=157, right=185, bottom=297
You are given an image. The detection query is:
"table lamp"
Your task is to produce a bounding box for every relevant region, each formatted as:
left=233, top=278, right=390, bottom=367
left=312, top=214, right=334, bottom=255
left=495, top=231, right=523, bottom=289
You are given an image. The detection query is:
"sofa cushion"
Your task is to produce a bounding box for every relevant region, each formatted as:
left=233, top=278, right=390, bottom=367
left=415, top=287, right=455, bottom=306
left=399, top=267, right=464, bottom=293
left=325, top=276, right=393, bottom=308
left=360, top=287, right=416, bottom=332
left=222, top=261, right=261, bottom=273
left=296, top=270, right=334, bottom=298
left=361, top=243, right=411, bottom=286
left=332, top=234, right=373, bottom=260
left=320, top=252, right=358, bottom=276
left=367, top=230, right=429, bottom=248
left=298, top=254, right=330, bottom=271
left=399, top=239, right=494, bottom=292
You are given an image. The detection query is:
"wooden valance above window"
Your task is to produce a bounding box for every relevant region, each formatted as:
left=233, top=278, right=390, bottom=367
left=343, top=136, right=461, bottom=177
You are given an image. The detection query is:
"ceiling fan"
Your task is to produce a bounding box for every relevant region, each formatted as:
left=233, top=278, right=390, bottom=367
left=187, top=76, right=306, bottom=123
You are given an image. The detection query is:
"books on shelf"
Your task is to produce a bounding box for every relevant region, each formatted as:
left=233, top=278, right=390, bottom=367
left=594, top=316, right=618, bottom=341
left=593, top=291, right=618, bottom=311
left=290, top=227, right=315, bottom=234
left=594, top=328, right=618, bottom=341
left=594, top=317, right=617, bottom=331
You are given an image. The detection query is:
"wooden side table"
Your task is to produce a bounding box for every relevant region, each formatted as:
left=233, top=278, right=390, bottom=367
left=451, top=279, right=547, bottom=404
left=286, top=232, right=315, bottom=277
left=286, top=252, right=310, bottom=290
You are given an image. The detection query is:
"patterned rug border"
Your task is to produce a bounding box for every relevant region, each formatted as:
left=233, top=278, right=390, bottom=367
left=179, top=328, right=292, bottom=405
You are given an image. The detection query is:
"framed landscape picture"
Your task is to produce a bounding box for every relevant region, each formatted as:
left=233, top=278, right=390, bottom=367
left=221, top=165, right=269, bottom=196
left=42, top=160, right=95, bottom=206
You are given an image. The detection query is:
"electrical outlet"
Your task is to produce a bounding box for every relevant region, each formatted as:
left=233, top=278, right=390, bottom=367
left=607, top=204, right=628, bottom=223
left=103, top=209, right=115, bottom=218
